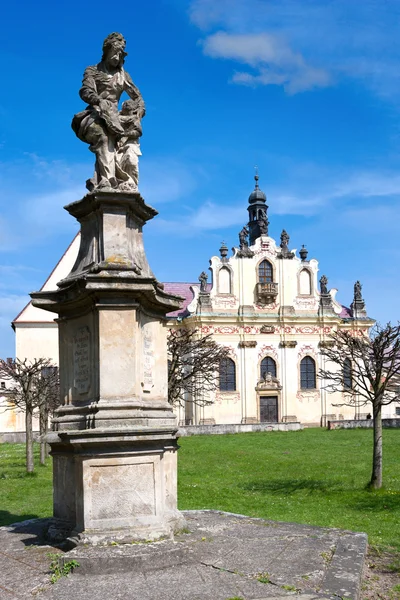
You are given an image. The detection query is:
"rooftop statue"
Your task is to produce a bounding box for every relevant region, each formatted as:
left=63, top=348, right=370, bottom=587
left=72, top=32, right=145, bottom=192
left=280, top=229, right=290, bottom=250
left=198, top=271, right=208, bottom=293
left=239, top=225, right=249, bottom=249
left=354, top=280, right=363, bottom=301
left=320, top=275, right=328, bottom=295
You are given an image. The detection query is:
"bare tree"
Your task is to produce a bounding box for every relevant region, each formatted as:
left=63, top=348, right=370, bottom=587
left=0, top=358, right=59, bottom=472
left=38, top=366, right=60, bottom=465
left=167, top=328, right=230, bottom=407
left=319, top=323, right=400, bottom=489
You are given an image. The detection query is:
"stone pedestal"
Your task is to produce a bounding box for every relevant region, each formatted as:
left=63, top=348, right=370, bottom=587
left=351, top=299, right=367, bottom=318
left=31, top=191, right=185, bottom=543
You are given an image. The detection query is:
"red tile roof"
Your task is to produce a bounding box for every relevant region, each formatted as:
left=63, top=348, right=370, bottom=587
left=339, top=305, right=353, bottom=318
left=164, top=282, right=197, bottom=318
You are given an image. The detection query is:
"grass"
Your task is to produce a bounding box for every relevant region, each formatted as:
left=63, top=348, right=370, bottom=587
left=177, top=428, right=400, bottom=550
left=0, top=429, right=399, bottom=550
left=0, top=443, right=53, bottom=525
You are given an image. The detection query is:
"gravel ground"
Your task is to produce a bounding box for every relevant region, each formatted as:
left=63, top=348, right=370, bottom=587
left=361, top=547, right=400, bottom=600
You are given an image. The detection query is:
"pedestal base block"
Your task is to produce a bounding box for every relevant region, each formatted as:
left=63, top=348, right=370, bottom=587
left=48, top=430, right=185, bottom=545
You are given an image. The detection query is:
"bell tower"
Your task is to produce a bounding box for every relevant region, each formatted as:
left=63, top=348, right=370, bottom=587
left=247, top=172, right=269, bottom=246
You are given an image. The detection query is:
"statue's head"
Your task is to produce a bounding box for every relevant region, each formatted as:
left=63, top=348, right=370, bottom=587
left=121, top=98, right=145, bottom=118
left=102, top=32, right=127, bottom=68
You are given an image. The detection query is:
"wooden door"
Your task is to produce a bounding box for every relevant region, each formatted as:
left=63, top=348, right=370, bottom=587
left=260, top=396, right=278, bottom=422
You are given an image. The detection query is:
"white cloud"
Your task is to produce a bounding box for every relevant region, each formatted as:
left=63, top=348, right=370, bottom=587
left=188, top=201, right=245, bottom=229
left=201, top=31, right=331, bottom=94
left=151, top=165, right=400, bottom=235
left=202, top=31, right=302, bottom=68
left=190, top=0, right=400, bottom=100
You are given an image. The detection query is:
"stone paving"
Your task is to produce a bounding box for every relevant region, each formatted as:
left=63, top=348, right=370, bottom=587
left=0, top=510, right=367, bottom=599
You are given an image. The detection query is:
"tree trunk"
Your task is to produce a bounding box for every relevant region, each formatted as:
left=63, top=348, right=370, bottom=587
left=39, top=404, right=48, bottom=465
left=25, top=409, right=34, bottom=473
left=370, top=401, right=383, bottom=489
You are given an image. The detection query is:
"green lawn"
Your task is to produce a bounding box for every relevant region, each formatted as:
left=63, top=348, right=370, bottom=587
left=177, top=428, right=400, bottom=549
left=0, top=428, right=399, bottom=549
left=0, top=443, right=53, bottom=525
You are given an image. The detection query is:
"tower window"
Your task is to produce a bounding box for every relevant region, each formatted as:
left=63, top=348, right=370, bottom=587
left=300, top=356, right=316, bottom=389
left=258, top=260, right=273, bottom=283
left=219, top=357, right=236, bottom=391
left=260, top=357, right=277, bottom=379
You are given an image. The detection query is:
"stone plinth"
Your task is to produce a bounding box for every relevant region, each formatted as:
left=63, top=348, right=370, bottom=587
left=31, top=191, right=185, bottom=543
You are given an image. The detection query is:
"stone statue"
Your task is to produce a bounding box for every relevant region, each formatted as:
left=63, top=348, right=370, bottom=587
left=354, top=280, right=362, bottom=301
left=280, top=229, right=290, bottom=249
left=72, top=32, right=145, bottom=192
left=239, top=226, right=249, bottom=249
left=320, top=275, right=328, bottom=295
left=264, top=372, right=273, bottom=384
left=259, top=215, right=269, bottom=235
left=199, top=271, right=208, bottom=293
left=257, top=371, right=280, bottom=389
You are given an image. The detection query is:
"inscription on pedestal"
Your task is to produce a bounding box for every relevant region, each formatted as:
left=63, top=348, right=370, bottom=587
left=73, top=326, right=91, bottom=394
left=142, top=328, right=154, bottom=393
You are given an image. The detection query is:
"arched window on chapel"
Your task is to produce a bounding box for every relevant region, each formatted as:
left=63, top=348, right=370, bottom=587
left=258, top=260, right=273, bottom=283
left=343, top=358, right=352, bottom=390
left=260, top=356, right=277, bottom=379
left=300, top=356, right=316, bottom=389
left=219, top=357, right=236, bottom=391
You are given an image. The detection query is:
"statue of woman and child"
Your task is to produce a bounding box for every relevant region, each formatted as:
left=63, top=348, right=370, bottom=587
left=72, top=32, right=144, bottom=192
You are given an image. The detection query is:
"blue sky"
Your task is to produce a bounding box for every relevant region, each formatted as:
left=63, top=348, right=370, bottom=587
left=1, top=0, right=400, bottom=357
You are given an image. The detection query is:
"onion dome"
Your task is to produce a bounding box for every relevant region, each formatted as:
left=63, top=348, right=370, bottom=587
left=248, top=174, right=267, bottom=204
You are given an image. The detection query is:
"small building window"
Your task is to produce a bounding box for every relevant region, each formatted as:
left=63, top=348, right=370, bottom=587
left=0, top=382, right=5, bottom=389
left=343, top=358, right=352, bottom=389
left=260, top=356, right=277, bottom=379
left=300, top=356, right=316, bottom=389
left=258, top=260, right=273, bottom=283
left=395, top=407, right=400, bottom=416
left=219, top=357, right=236, bottom=391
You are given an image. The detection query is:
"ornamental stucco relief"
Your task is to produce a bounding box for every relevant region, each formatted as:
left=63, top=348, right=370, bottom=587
left=298, top=344, right=318, bottom=359
left=255, top=301, right=279, bottom=311
left=293, top=297, right=319, bottom=311
left=258, top=344, right=279, bottom=360
left=199, top=324, right=366, bottom=337
left=253, top=241, right=277, bottom=259
left=296, top=390, right=320, bottom=403
left=215, top=392, right=240, bottom=404
left=213, top=295, right=238, bottom=309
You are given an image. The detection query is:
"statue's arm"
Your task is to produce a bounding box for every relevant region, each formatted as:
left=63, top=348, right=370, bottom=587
left=79, top=67, right=100, bottom=106
left=124, top=71, right=142, bottom=102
